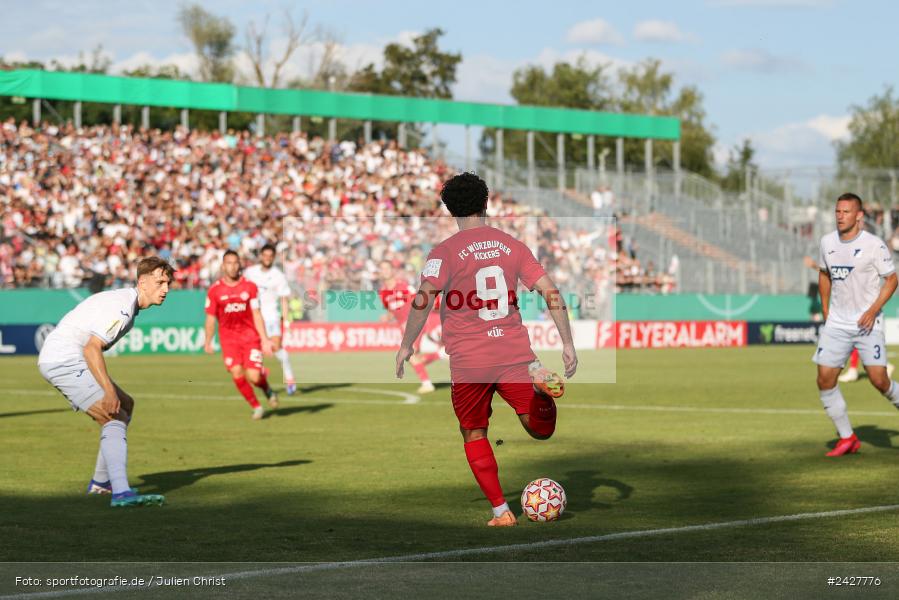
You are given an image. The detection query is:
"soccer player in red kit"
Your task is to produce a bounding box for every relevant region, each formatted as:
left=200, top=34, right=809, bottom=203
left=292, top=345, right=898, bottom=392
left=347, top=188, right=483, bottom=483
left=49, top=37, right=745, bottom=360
left=395, top=173, right=577, bottom=527
left=204, top=250, right=278, bottom=420
left=379, top=260, right=445, bottom=394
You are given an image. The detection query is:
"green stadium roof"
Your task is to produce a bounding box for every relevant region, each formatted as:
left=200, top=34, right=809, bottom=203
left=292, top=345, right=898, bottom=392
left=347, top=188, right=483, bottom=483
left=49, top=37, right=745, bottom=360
left=0, top=69, right=680, bottom=140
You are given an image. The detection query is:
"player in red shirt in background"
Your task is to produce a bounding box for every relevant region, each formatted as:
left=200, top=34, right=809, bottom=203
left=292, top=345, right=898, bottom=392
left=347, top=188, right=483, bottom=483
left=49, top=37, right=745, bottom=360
left=204, top=250, right=278, bottom=420
left=378, top=260, right=445, bottom=394
left=395, top=173, right=577, bottom=527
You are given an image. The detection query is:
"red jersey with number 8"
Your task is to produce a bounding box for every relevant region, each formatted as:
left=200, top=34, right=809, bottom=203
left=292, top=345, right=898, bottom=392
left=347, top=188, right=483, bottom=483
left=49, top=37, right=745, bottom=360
left=421, top=225, right=545, bottom=369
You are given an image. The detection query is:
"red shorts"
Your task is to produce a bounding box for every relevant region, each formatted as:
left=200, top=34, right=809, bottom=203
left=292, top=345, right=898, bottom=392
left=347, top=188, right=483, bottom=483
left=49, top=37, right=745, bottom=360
left=221, top=339, right=264, bottom=371
left=450, top=362, right=535, bottom=430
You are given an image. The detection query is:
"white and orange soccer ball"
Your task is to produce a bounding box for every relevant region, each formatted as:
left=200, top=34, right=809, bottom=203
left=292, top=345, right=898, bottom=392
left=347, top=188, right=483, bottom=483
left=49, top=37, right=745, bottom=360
left=520, top=478, right=567, bottom=522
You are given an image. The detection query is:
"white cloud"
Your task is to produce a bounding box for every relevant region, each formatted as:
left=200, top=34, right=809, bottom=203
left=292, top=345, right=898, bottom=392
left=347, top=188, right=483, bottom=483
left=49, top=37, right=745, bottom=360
left=111, top=51, right=197, bottom=76
left=712, top=142, right=730, bottom=168
left=721, top=48, right=806, bottom=73
left=744, top=113, right=849, bottom=168
left=806, top=114, right=850, bottom=141
left=566, top=19, right=625, bottom=46
left=633, top=20, right=695, bottom=44
left=454, top=54, right=517, bottom=104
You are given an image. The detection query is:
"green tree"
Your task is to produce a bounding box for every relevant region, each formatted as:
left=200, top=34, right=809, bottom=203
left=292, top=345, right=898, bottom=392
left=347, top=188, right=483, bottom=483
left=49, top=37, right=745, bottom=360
left=177, top=3, right=236, bottom=83
left=837, top=86, right=899, bottom=170
left=121, top=63, right=189, bottom=80
left=480, top=57, right=613, bottom=170
left=617, top=59, right=716, bottom=177
left=480, top=57, right=717, bottom=180
left=347, top=28, right=461, bottom=142
left=349, top=28, right=461, bottom=98
left=720, top=139, right=756, bottom=192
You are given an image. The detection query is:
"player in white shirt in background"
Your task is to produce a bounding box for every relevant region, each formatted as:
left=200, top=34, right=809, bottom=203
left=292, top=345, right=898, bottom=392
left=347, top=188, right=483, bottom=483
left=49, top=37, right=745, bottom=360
left=244, top=244, right=297, bottom=395
left=37, top=257, right=173, bottom=507
left=814, top=193, right=899, bottom=456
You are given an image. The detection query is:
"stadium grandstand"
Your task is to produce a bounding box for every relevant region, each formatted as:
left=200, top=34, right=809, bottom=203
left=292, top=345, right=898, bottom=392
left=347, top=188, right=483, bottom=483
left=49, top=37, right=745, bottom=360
left=0, top=69, right=843, bottom=299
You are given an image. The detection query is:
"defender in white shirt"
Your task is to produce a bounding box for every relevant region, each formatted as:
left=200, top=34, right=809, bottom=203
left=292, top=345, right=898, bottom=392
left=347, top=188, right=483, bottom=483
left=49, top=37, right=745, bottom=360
left=813, top=193, right=899, bottom=456
left=244, top=244, right=297, bottom=394
left=38, top=257, right=174, bottom=507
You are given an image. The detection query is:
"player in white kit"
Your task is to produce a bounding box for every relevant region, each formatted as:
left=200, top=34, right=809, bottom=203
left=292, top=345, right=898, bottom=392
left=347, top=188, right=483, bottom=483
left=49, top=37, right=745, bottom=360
left=813, top=193, right=899, bottom=456
left=37, top=257, right=174, bottom=506
left=244, top=244, right=297, bottom=394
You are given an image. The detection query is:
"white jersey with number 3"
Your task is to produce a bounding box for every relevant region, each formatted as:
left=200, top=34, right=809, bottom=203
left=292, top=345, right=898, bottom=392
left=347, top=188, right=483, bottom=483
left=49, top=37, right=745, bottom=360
left=243, top=264, right=290, bottom=322
left=818, top=230, right=895, bottom=331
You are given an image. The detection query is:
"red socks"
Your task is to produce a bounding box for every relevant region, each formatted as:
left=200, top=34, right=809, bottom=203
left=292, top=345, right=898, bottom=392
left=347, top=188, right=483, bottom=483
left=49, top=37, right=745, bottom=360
left=464, top=438, right=505, bottom=507
left=412, top=363, right=430, bottom=382
left=850, top=349, right=860, bottom=369
left=253, top=371, right=270, bottom=392
left=528, top=392, right=557, bottom=437
left=233, top=376, right=260, bottom=408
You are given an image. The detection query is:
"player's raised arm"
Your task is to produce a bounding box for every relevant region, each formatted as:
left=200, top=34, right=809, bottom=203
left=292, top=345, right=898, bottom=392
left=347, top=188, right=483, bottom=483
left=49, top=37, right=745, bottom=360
left=532, top=274, right=577, bottom=379
left=395, top=280, right=440, bottom=378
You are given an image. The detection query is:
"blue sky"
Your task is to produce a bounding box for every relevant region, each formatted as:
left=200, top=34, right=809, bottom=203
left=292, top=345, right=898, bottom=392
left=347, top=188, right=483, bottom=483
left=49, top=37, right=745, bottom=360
left=4, top=0, right=897, bottom=170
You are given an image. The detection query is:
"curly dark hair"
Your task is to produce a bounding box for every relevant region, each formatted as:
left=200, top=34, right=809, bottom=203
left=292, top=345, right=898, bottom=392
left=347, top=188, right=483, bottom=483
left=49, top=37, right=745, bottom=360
left=440, top=172, right=489, bottom=217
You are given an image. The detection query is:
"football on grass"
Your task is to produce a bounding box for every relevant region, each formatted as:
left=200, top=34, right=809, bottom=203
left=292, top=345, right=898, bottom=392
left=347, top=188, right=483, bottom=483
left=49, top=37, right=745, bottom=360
left=521, top=478, right=567, bottom=522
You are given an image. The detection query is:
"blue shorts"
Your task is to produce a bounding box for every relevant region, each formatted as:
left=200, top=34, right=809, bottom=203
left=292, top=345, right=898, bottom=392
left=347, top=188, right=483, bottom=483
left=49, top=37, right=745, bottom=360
left=812, top=325, right=887, bottom=368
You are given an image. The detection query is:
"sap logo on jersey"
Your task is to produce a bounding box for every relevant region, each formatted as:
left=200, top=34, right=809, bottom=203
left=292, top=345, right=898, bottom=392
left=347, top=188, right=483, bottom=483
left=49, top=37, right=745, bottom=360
left=223, top=302, right=247, bottom=313
left=830, top=266, right=854, bottom=280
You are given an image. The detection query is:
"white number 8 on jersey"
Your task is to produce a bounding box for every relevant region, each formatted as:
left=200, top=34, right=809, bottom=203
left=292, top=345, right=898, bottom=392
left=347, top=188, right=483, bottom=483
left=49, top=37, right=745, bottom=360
left=475, top=266, right=509, bottom=321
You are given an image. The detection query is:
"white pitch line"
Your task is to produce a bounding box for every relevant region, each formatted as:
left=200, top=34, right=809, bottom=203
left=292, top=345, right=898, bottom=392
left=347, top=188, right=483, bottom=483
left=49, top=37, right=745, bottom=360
left=557, top=403, right=899, bottom=417
left=4, top=388, right=899, bottom=417
left=4, top=503, right=899, bottom=600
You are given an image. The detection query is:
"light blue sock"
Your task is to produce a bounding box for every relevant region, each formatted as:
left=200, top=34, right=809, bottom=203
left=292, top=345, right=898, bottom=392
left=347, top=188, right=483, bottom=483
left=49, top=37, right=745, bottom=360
left=100, top=421, right=129, bottom=494
left=92, top=448, right=108, bottom=483
left=883, top=381, right=899, bottom=409
left=820, top=386, right=853, bottom=438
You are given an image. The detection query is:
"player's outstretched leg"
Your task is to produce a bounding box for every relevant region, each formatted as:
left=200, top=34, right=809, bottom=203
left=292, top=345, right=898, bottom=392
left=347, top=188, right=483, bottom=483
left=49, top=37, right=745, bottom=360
left=463, top=433, right=516, bottom=526
left=528, top=360, right=565, bottom=399
left=866, top=364, right=899, bottom=411
left=524, top=390, right=558, bottom=440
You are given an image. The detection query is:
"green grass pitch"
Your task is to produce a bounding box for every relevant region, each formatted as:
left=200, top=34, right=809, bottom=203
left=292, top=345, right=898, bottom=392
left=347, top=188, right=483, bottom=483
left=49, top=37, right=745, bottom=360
left=4, top=346, right=899, bottom=591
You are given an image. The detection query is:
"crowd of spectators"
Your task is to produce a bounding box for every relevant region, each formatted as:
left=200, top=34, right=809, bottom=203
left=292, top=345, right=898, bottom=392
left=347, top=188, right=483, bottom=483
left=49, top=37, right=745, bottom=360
left=1, top=118, right=670, bottom=310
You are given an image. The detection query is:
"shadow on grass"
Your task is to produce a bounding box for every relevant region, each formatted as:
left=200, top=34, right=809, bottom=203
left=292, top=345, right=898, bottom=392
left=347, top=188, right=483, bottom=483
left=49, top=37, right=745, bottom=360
left=0, top=408, right=68, bottom=419
left=558, top=470, right=634, bottom=518
left=829, top=424, right=899, bottom=450
left=136, top=460, right=312, bottom=494
left=468, top=470, right=634, bottom=522
left=264, top=403, right=333, bottom=419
